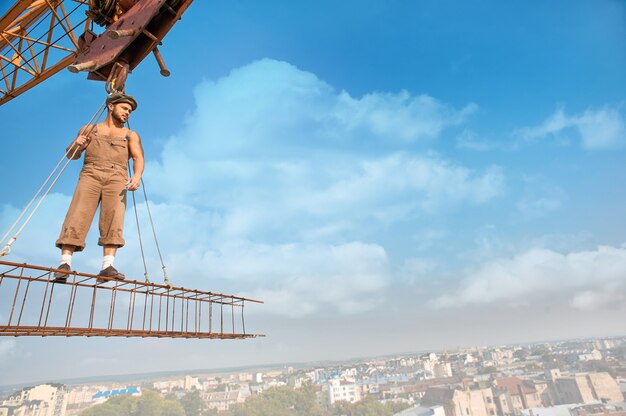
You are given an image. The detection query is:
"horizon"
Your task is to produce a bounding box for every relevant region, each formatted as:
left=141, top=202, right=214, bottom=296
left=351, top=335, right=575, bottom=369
left=1, top=333, right=623, bottom=392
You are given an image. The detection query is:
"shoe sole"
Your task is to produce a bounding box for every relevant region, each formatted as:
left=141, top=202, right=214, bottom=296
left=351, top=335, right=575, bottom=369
left=53, top=268, right=69, bottom=283
left=96, top=276, right=125, bottom=284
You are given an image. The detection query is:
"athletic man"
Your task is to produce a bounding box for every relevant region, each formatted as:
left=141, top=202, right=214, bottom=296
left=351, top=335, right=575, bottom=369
left=53, top=92, right=144, bottom=282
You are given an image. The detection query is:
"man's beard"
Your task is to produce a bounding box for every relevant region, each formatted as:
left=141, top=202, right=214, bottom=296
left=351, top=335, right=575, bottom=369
left=112, top=112, right=127, bottom=124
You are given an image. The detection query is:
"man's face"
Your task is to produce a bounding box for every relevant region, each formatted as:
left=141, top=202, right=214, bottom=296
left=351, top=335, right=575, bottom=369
left=110, top=102, right=133, bottom=124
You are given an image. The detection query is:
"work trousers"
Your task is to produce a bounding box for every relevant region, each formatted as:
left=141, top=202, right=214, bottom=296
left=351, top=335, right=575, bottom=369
left=56, top=163, right=128, bottom=251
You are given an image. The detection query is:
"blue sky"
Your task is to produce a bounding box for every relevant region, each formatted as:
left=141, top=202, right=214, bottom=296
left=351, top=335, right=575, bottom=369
left=0, top=0, right=625, bottom=385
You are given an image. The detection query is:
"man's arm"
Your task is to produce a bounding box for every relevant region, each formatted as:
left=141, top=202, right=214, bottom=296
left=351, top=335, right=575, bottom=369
left=127, top=131, right=144, bottom=191
left=66, top=125, right=92, bottom=160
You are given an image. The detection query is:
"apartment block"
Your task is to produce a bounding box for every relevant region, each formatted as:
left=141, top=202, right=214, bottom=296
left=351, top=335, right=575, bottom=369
left=555, top=373, right=624, bottom=404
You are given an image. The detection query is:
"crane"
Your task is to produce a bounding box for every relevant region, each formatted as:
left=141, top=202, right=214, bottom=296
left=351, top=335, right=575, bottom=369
left=0, top=0, right=193, bottom=106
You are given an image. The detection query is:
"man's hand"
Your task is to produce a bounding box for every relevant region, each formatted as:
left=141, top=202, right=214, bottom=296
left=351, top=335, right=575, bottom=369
left=75, top=134, right=89, bottom=148
left=127, top=176, right=141, bottom=191
left=67, top=133, right=90, bottom=160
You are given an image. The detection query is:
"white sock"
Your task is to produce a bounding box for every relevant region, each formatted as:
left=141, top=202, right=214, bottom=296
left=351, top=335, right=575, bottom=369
left=102, top=255, right=115, bottom=270
left=60, top=254, right=72, bottom=267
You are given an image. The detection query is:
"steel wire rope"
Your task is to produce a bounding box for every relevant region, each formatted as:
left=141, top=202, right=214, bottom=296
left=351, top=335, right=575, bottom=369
left=86, top=0, right=117, bottom=27
left=129, top=167, right=150, bottom=283
left=140, top=178, right=171, bottom=287
left=0, top=2, right=86, bottom=86
left=126, top=120, right=171, bottom=286
left=0, top=98, right=108, bottom=256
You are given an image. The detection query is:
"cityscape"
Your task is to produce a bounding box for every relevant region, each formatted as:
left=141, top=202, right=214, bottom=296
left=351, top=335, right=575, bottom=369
left=1, top=336, right=625, bottom=415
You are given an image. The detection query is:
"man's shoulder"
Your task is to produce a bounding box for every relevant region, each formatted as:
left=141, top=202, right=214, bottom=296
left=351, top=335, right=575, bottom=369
left=126, top=129, right=141, bottom=140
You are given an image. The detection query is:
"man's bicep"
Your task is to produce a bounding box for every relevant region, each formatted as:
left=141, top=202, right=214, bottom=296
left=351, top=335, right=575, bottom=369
left=77, top=125, right=91, bottom=136
left=128, top=133, right=144, bottom=158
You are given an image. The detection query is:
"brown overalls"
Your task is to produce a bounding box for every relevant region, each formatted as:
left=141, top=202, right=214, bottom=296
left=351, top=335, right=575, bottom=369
left=56, top=125, right=131, bottom=252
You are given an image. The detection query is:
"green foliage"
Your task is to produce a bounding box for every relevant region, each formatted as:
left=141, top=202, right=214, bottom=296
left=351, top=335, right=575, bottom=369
left=80, top=383, right=411, bottom=416
left=80, top=390, right=184, bottom=416
left=330, top=398, right=410, bottom=416
left=228, top=383, right=324, bottom=416
left=180, top=390, right=204, bottom=416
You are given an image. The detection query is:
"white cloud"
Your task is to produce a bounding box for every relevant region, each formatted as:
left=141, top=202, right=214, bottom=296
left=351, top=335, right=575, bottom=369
left=398, top=257, right=437, bottom=285
left=516, top=197, right=562, bottom=220
left=517, top=105, right=626, bottom=150
left=0, top=340, right=18, bottom=368
left=332, top=90, right=477, bottom=143
left=432, top=245, right=626, bottom=311
left=145, top=59, right=501, bottom=243
left=455, top=129, right=499, bottom=151
left=0, top=59, right=501, bottom=320
left=166, top=241, right=390, bottom=317
left=297, top=153, right=503, bottom=216
left=571, top=290, right=626, bottom=311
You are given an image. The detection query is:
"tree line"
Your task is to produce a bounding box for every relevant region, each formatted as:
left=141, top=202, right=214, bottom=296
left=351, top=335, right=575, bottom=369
left=80, top=383, right=411, bottom=416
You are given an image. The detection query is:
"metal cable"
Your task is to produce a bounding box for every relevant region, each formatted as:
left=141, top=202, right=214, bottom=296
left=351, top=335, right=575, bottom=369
left=126, top=120, right=171, bottom=286
left=129, top=175, right=150, bottom=283
left=140, top=178, right=171, bottom=286
left=86, top=0, right=118, bottom=27
left=0, top=99, right=107, bottom=256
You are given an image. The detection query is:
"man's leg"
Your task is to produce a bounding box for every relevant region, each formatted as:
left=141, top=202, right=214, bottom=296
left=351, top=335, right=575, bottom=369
left=53, top=244, right=77, bottom=282
left=98, top=245, right=125, bottom=281
left=60, top=244, right=76, bottom=266
left=97, top=169, right=126, bottom=281
left=101, top=245, right=118, bottom=271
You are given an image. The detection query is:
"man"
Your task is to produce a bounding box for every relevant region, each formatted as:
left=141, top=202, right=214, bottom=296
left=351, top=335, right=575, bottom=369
left=53, top=92, right=144, bottom=283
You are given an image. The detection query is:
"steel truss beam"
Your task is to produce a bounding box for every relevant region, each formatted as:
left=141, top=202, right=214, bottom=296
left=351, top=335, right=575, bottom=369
left=0, top=0, right=90, bottom=106
left=0, top=260, right=264, bottom=339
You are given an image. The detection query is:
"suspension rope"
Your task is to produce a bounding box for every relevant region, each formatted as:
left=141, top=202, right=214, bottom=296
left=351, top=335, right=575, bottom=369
left=129, top=172, right=150, bottom=283
left=140, top=178, right=171, bottom=287
left=126, top=120, right=171, bottom=286
left=0, top=99, right=108, bottom=257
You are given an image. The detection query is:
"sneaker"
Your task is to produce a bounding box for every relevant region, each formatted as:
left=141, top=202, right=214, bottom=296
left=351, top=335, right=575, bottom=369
left=97, top=265, right=125, bottom=283
left=52, top=263, right=71, bottom=283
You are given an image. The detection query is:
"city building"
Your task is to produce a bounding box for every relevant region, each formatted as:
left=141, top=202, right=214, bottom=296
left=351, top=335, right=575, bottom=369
left=327, top=378, right=362, bottom=405
left=555, top=373, right=624, bottom=404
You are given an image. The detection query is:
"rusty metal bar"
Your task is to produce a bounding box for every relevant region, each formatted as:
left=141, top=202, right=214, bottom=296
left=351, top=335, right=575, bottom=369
left=165, top=289, right=170, bottom=332
left=65, top=271, right=79, bottom=328
left=16, top=279, right=31, bottom=326
left=129, top=282, right=137, bottom=331
left=0, top=260, right=262, bottom=339
left=152, top=46, right=169, bottom=76
left=241, top=303, right=246, bottom=335
left=43, top=282, right=55, bottom=328
left=37, top=277, right=51, bottom=327
left=184, top=294, right=189, bottom=333
left=7, top=265, right=25, bottom=326
left=88, top=284, right=97, bottom=330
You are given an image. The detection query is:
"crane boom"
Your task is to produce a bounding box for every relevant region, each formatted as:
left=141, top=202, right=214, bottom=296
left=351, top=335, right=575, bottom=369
left=0, top=0, right=193, bottom=106
left=0, top=0, right=90, bottom=106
